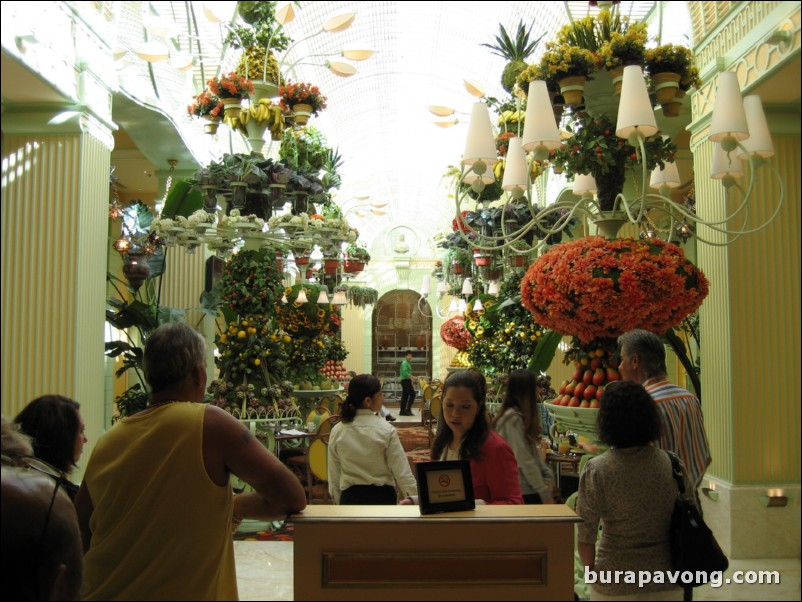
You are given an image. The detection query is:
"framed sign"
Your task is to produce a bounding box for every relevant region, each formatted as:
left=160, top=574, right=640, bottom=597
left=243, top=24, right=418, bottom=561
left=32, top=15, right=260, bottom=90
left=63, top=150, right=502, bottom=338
left=416, top=460, right=475, bottom=514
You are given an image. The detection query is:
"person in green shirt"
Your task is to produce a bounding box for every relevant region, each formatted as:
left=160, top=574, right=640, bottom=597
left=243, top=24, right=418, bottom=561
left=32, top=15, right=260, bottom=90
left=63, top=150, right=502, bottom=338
left=399, top=352, right=415, bottom=416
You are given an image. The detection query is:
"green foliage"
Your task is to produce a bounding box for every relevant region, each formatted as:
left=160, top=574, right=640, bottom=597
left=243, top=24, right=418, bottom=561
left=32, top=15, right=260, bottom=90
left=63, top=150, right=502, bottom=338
left=161, top=179, right=204, bottom=219
left=481, top=21, right=543, bottom=93
left=219, top=248, right=285, bottom=317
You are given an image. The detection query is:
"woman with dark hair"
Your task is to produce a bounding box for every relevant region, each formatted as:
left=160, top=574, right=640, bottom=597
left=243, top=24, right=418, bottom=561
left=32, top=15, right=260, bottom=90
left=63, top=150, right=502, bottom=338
left=14, top=395, right=87, bottom=500
left=577, top=380, right=684, bottom=600
left=431, top=370, right=522, bottom=504
left=494, top=369, right=557, bottom=504
left=327, top=374, right=417, bottom=504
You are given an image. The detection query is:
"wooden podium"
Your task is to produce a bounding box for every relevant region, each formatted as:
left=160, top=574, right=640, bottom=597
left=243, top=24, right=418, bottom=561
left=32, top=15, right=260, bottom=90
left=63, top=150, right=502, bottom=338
left=290, top=505, right=580, bottom=601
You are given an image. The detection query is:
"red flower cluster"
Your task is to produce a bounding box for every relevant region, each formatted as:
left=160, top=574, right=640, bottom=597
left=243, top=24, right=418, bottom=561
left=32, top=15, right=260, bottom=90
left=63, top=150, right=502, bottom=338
left=278, top=81, right=328, bottom=114
left=496, top=131, right=518, bottom=157
left=208, top=72, right=253, bottom=99
left=521, top=237, right=709, bottom=344
left=440, top=315, right=473, bottom=350
left=452, top=210, right=469, bottom=232
left=187, top=89, right=223, bottom=119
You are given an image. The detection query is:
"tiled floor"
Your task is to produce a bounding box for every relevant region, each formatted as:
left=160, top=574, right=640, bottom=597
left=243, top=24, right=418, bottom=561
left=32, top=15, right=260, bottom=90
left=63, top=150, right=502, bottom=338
left=234, top=541, right=800, bottom=601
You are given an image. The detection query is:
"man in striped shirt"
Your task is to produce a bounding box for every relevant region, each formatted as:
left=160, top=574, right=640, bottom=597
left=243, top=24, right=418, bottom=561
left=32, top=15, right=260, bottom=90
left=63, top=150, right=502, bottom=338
left=617, top=329, right=712, bottom=502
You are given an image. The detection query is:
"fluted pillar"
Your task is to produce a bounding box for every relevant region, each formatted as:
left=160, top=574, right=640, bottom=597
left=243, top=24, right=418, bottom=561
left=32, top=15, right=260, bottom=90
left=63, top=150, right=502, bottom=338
left=1, top=110, right=113, bottom=463
left=687, top=0, right=801, bottom=558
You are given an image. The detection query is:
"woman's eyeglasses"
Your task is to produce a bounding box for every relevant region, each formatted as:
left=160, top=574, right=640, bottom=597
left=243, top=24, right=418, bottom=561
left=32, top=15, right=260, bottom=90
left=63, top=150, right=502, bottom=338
left=1, top=453, right=64, bottom=561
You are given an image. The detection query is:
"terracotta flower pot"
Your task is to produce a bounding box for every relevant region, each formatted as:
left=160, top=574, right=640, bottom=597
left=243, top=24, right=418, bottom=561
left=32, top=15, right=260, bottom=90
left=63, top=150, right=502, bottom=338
left=292, top=103, right=313, bottom=125
left=343, top=260, right=365, bottom=273
left=652, top=72, right=681, bottom=103
left=558, top=75, right=587, bottom=105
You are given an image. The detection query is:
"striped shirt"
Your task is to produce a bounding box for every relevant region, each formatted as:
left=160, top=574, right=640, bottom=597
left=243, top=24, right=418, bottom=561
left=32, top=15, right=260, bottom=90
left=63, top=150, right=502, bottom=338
left=643, top=376, right=712, bottom=493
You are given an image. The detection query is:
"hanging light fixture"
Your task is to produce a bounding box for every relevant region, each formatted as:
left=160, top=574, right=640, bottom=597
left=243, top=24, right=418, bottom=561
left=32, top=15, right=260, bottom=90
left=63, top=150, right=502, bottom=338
left=296, top=288, right=308, bottom=304
left=331, top=290, right=348, bottom=306
left=317, top=289, right=330, bottom=304
left=452, top=65, right=784, bottom=248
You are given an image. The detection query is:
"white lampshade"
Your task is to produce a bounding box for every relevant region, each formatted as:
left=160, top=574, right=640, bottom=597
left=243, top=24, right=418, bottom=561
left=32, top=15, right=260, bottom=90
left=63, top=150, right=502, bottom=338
left=317, top=290, right=330, bottom=304
left=281, top=293, right=288, bottom=304
left=461, top=278, right=473, bottom=296
left=572, top=173, right=597, bottom=195
left=462, top=103, right=497, bottom=168
left=342, top=47, right=375, bottom=61
left=420, top=275, right=431, bottom=296
left=436, top=281, right=447, bottom=295
left=457, top=299, right=468, bottom=313
left=616, top=66, right=658, bottom=141
left=737, top=95, right=775, bottom=159
left=487, top=281, right=500, bottom=295
left=296, top=289, right=309, bottom=304
left=331, top=291, right=348, bottom=305
left=709, top=71, right=749, bottom=143
left=649, top=161, right=681, bottom=189
left=447, top=299, right=459, bottom=314
left=502, top=137, right=529, bottom=192
left=522, top=81, right=561, bottom=158
left=322, top=12, right=356, bottom=32
left=711, top=142, right=744, bottom=180
left=473, top=299, right=485, bottom=312
left=327, top=61, right=357, bottom=77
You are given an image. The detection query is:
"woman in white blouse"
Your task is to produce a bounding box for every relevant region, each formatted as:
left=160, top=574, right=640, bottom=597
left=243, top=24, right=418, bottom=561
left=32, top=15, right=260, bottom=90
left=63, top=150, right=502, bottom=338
left=327, top=374, right=417, bottom=504
left=493, top=369, right=557, bottom=504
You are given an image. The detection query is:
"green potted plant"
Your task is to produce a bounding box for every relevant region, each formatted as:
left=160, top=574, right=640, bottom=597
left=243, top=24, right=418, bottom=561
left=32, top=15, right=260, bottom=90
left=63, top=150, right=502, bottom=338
left=343, top=242, right=370, bottom=273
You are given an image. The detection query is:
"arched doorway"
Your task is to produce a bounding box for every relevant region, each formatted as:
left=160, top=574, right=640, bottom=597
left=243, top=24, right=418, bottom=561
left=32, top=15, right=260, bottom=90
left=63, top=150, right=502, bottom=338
left=372, top=290, right=432, bottom=402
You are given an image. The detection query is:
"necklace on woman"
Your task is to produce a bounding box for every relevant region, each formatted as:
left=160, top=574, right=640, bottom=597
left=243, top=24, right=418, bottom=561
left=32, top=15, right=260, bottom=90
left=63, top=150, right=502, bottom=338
left=147, top=400, right=181, bottom=410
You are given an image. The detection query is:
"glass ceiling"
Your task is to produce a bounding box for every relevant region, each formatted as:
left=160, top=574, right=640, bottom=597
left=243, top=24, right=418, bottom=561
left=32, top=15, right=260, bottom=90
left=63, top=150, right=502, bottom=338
left=120, top=1, right=689, bottom=255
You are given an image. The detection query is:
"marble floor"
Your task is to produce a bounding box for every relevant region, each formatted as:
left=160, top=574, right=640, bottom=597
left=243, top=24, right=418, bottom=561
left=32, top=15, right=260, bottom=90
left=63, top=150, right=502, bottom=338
left=234, top=541, right=800, bottom=601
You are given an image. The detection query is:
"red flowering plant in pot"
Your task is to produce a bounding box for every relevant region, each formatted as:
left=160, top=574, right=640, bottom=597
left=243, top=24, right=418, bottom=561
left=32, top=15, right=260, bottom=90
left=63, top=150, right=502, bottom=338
left=208, top=72, right=254, bottom=99
left=521, top=236, right=709, bottom=410
left=187, top=89, right=223, bottom=120
left=278, top=81, right=328, bottom=116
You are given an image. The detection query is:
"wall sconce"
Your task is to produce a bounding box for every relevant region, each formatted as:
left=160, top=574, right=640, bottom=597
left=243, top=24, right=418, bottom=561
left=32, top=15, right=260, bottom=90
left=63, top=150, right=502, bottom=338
left=702, top=482, right=719, bottom=502
left=759, top=489, right=788, bottom=508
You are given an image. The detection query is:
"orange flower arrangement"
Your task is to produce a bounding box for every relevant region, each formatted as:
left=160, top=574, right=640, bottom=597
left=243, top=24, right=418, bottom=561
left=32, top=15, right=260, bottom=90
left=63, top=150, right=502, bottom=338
left=187, top=89, right=223, bottom=119
left=521, top=237, right=709, bottom=344
left=208, top=72, right=254, bottom=99
left=440, top=315, right=473, bottom=350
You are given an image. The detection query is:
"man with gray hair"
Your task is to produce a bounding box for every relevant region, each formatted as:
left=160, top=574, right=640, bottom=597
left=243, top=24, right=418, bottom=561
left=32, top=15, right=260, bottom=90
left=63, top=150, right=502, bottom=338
left=617, top=329, right=711, bottom=500
left=76, top=322, right=306, bottom=600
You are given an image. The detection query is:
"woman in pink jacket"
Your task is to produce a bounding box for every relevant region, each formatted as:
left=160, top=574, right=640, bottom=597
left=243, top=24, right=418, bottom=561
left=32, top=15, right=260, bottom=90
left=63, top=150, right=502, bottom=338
left=430, top=370, right=523, bottom=504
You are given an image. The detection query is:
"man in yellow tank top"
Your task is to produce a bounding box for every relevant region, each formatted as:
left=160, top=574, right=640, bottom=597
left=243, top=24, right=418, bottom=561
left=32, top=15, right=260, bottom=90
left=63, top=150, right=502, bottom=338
left=75, top=323, right=306, bottom=600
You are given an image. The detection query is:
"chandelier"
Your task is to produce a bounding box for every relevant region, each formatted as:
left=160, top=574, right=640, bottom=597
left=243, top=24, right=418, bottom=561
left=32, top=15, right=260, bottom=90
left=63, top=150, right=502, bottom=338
left=453, top=67, right=782, bottom=248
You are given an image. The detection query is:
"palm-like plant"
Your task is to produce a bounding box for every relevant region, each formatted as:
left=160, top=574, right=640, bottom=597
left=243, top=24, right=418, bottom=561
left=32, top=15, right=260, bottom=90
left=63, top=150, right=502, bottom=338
left=482, top=21, right=543, bottom=93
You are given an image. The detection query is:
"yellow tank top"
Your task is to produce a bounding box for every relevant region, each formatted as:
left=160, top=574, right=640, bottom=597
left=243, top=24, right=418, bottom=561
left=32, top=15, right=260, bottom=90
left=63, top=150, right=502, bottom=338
left=82, top=402, right=237, bottom=600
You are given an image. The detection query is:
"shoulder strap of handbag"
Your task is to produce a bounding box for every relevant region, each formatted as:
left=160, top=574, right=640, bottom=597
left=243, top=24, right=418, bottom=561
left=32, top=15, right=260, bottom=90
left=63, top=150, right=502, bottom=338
left=665, top=450, right=686, bottom=496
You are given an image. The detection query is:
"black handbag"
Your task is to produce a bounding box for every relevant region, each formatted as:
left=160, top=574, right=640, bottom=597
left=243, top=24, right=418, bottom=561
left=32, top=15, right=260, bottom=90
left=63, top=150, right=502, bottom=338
left=666, top=451, right=729, bottom=585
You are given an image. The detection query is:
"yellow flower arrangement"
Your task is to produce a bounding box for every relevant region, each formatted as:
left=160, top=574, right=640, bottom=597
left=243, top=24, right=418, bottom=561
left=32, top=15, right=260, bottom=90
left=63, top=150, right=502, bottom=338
left=540, top=44, right=598, bottom=80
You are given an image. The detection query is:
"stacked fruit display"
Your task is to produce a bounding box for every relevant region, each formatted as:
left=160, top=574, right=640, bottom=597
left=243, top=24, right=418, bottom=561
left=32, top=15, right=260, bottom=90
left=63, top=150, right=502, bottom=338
left=450, top=350, right=471, bottom=368
left=552, top=341, right=621, bottom=408
left=320, top=360, right=348, bottom=383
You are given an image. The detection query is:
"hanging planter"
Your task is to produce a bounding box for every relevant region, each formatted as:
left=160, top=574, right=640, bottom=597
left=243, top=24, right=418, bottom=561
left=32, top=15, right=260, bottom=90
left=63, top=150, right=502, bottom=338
left=323, top=258, right=340, bottom=274
left=291, top=103, right=313, bottom=125
left=343, top=259, right=365, bottom=274
left=203, top=115, right=222, bottom=135
left=221, top=97, right=243, bottom=119
left=473, top=251, right=492, bottom=267
left=651, top=71, right=681, bottom=103
left=558, top=75, right=587, bottom=105
left=610, top=66, right=625, bottom=95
